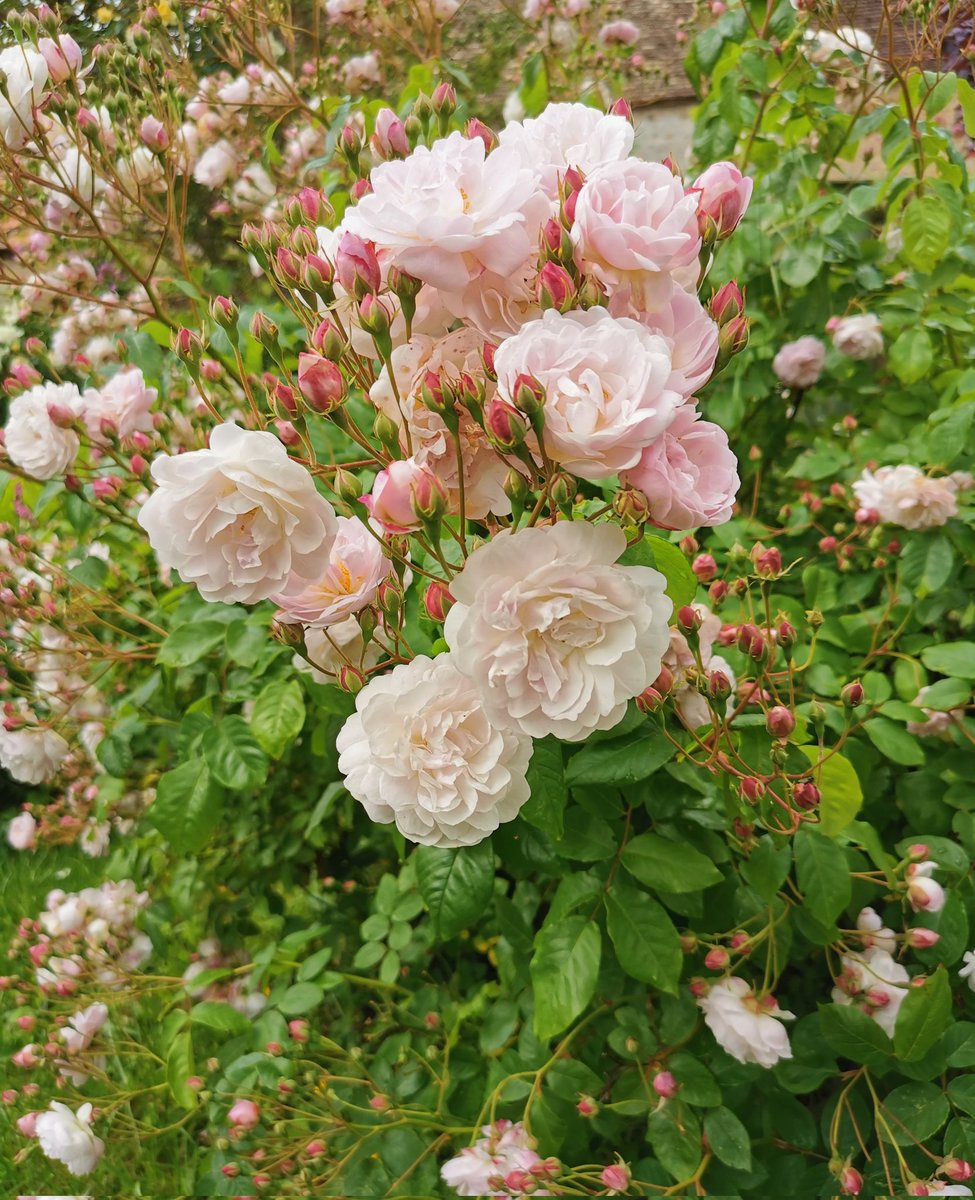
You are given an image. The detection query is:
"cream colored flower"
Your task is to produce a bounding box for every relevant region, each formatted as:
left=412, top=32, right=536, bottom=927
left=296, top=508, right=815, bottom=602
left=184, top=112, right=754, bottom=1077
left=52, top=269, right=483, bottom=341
left=698, top=977, right=794, bottom=1068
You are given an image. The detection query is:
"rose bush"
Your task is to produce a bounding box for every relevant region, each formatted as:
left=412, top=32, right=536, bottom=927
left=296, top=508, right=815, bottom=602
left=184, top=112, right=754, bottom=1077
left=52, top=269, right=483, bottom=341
left=1, top=1, right=974, bottom=1197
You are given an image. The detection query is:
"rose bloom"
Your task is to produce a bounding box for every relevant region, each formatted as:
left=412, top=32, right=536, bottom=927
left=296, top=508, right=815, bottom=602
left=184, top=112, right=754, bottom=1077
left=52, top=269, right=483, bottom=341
left=610, top=280, right=719, bottom=397
left=830, top=312, right=883, bottom=359
left=297, top=617, right=383, bottom=684
left=343, top=130, right=549, bottom=292
left=444, top=521, right=672, bottom=741
left=336, top=652, right=533, bottom=847
left=856, top=906, right=897, bottom=955
left=341, top=52, right=381, bottom=90
left=3, top=381, right=83, bottom=479
left=495, top=308, right=682, bottom=480
left=622, top=407, right=739, bottom=530
left=0, top=45, right=49, bottom=149
left=441, top=1121, right=548, bottom=1197
left=662, top=603, right=736, bottom=728
left=0, top=724, right=70, bottom=785
left=697, top=977, right=794, bottom=1068
left=497, top=101, right=634, bottom=199
left=599, top=19, right=640, bottom=44
left=442, top=260, right=541, bottom=342
left=571, top=159, right=702, bottom=307
left=138, top=423, right=338, bottom=604
left=274, top=516, right=392, bottom=627
left=771, top=336, right=826, bottom=388
left=35, top=1102, right=105, bottom=1176
left=325, top=0, right=366, bottom=18
left=192, top=139, right=238, bottom=189
left=6, top=811, right=37, bottom=850
left=832, top=948, right=909, bottom=1037
left=906, top=860, right=946, bottom=913
left=691, top=160, right=753, bottom=238
left=82, top=366, right=156, bottom=440
left=853, top=465, right=958, bottom=530
left=61, top=1003, right=109, bottom=1054
left=960, top=950, right=975, bottom=993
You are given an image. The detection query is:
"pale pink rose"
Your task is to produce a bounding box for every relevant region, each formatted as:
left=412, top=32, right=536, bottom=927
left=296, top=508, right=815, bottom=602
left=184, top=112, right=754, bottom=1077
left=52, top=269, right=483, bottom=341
left=215, top=75, right=251, bottom=106
left=38, top=34, right=83, bottom=82
left=441, top=1121, right=547, bottom=1196
left=907, top=685, right=964, bottom=738
left=362, top=457, right=438, bottom=533
left=497, top=101, right=634, bottom=199
left=3, top=381, right=83, bottom=480
left=852, top=465, right=958, bottom=530
left=495, top=307, right=681, bottom=480
left=61, top=1003, right=108, bottom=1054
left=326, top=0, right=366, bottom=18
left=691, top=161, right=753, bottom=238
left=192, top=139, right=237, bottom=188
left=599, top=19, right=640, bottom=44
left=82, top=366, right=156, bottom=439
left=771, top=336, right=825, bottom=388
left=35, top=1101, right=104, bottom=1176
left=444, top=521, right=672, bottom=741
left=298, top=617, right=383, bottom=684
left=442, top=262, right=541, bottom=342
left=0, top=725, right=70, bottom=785
left=138, top=423, right=338, bottom=604
left=831, top=948, right=909, bottom=1037
left=856, top=906, right=897, bottom=955
left=337, top=653, right=534, bottom=847
left=341, top=52, right=381, bottom=90
left=610, top=280, right=719, bottom=396
left=663, top=604, right=736, bottom=728
left=830, top=312, right=883, bottom=359
left=571, top=159, right=702, bottom=306
left=274, top=516, right=392, bottom=627
left=622, top=407, right=739, bottom=529
left=7, top=811, right=37, bottom=851
left=906, top=861, right=946, bottom=913
left=0, top=46, right=49, bottom=149
left=698, top=977, right=794, bottom=1067
left=343, top=131, right=549, bottom=292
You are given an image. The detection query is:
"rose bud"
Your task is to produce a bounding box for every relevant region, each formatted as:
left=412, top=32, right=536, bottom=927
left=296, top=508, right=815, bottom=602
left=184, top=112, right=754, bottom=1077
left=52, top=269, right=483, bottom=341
left=652, top=1071, right=679, bottom=1099
left=576, top=1095, right=598, bottom=1117
left=297, top=352, right=346, bottom=414
left=752, top=545, right=782, bottom=577
left=424, top=580, right=454, bottom=623
left=601, top=1163, right=631, bottom=1193
left=704, top=947, right=730, bottom=970
left=766, top=706, right=795, bottom=738
left=709, top=280, right=745, bottom=326
left=678, top=605, right=703, bottom=633
left=228, top=1099, right=260, bottom=1129
left=793, top=781, right=820, bottom=810
left=140, top=115, right=169, bottom=151
left=372, top=107, right=409, bottom=158
left=335, top=231, right=382, bottom=299
left=740, top=777, right=765, bottom=802
left=465, top=116, right=498, bottom=153
left=536, top=261, right=575, bottom=313
left=692, top=553, right=717, bottom=582
left=943, top=1158, right=975, bottom=1183
left=690, top=161, right=753, bottom=239
left=484, top=398, right=529, bottom=454
left=841, top=680, right=865, bottom=708
left=839, top=1166, right=863, bottom=1195
left=906, top=928, right=940, bottom=949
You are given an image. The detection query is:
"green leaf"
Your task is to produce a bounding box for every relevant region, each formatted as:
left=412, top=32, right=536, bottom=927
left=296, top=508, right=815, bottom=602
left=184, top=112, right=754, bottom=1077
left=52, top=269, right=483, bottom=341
left=948, top=1075, right=975, bottom=1117
left=203, top=716, right=269, bottom=790
left=531, top=915, right=601, bottom=1039
left=555, top=808, right=617, bottom=861
left=901, top=194, right=952, bottom=271
left=621, top=534, right=695, bottom=611
left=521, top=736, right=566, bottom=840
left=566, top=727, right=675, bottom=787
left=604, top=883, right=682, bottom=994
left=794, top=827, right=851, bottom=925
left=741, top=836, right=792, bottom=901
left=166, top=1029, right=197, bottom=1110
left=190, top=1001, right=251, bottom=1036
left=894, top=967, right=952, bottom=1061
left=148, top=760, right=224, bottom=854
left=923, top=535, right=955, bottom=593
left=959, top=76, right=975, bottom=137
left=157, top=620, right=227, bottom=667
left=888, top=328, right=933, bottom=386
left=647, top=1103, right=702, bottom=1182
left=621, top=832, right=722, bottom=893
left=278, top=983, right=325, bottom=1015
left=416, top=840, right=495, bottom=941
left=250, top=679, right=306, bottom=758
left=703, top=1106, right=752, bottom=1171
left=796, top=747, right=863, bottom=836
left=864, top=717, right=926, bottom=766
left=879, top=1082, right=949, bottom=1145
left=666, top=1052, right=721, bottom=1106
left=819, top=1003, right=893, bottom=1069
left=920, top=641, right=975, bottom=679
left=915, top=677, right=971, bottom=711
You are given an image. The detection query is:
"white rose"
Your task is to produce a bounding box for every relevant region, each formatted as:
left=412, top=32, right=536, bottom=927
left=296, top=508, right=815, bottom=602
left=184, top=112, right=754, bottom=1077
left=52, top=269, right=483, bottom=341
left=853, top=465, right=958, bottom=530
left=495, top=308, right=682, bottom=481
left=3, top=381, right=83, bottom=479
left=336, top=652, right=533, bottom=847
left=443, top=521, right=672, bottom=741
left=698, top=976, right=794, bottom=1068
left=192, top=139, right=238, bottom=189
left=0, top=724, right=70, bottom=784
left=83, top=366, right=156, bottom=439
left=6, top=810, right=37, bottom=850
left=343, top=130, right=549, bottom=292
left=0, top=46, right=49, bottom=149
left=831, top=947, right=909, bottom=1037
left=297, top=617, right=383, bottom=684
left=498, top=101, right=634, bottom=199
left=831, top=312, right=883, bottom=359
left=138, top=423, right=338, bottom=604
left=35, top=1102, right=105, bottom=1176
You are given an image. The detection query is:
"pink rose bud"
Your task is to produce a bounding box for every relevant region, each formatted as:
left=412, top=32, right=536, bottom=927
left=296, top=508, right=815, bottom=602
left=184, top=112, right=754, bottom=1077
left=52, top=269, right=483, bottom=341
left=432, top=81, right=457, bottom=114
left=944, top=1158, right=975, bottom=1183
left=17, top=1110, right=38, bottom=1136
left=793, top=781, right=820, bottom=810
left=297, top=352, right=346, bottom=414
left=841, top=680, right=865, bottom=708
left=839, top=1166, right=863, bottom=1195
left=16, top=1015, right=35, bottom=1031
left=635, top=686, right=664, bottom=714
left=908, top=843, right=930, bottom=860
left=691, top=161, right=753, bottom=239
left=46, top=402, right=77, bottom=429
left=275, top=246, right=302, bottom=283
left=274, top=420, right=301, bottom=446
left=424, top=580, right=454, bottom=623
left=704, top=947, right=730, bottom=970
left=766, top=706, right=795, bottom=738
left=536, top=261, right=575, bottom=312
left=709, top=281, right=745, bottom=326
left=2, top=1088, right=16, bottom=1103
left=312, top=318, right=344, bottom=360
left=906, top=928, right=940, bottom=949
left=174, top=327, right=203, bottom=362
left=369, top=1093, right=390, bottom=1111
left=677, top=605, right=703, bottom=633
left=372, top=107, right=409, bottom=158
left=907, top=1184, right=930, bottom=1196
left=335, top=231, right=382, bottom=299
left=561, top=166, right=585, bottom=223
left=228, top=1099, right=260, bottom=1129
left=484, top=397, right=529, bottom=453
left=609, top=97, right=633, bottom=122
left=716, top=313, right=750, bottom=368
left=855, top=506, right=880, bottom=525
left=465, top=117, right=498, bottom=153
left=140, top=115, right=169, bottom=150
left=601, top=1163, right=632, bottom=1192
left=740, top=777, right=766, bottom=802
left=10, top=362, right=41, bottom=388
left=503, top=1169, right=535, bottom=1193
left=130, top=454, right=149, bottom=476
left=93, top=475, right=124, bottom=501
left=306, top=1139, right=327, bottom=1157
left=288, top=1019, right=308, bottom=1043
left=752, top=545, right=782, bottom=577
left=221, top=1164, right=240, bottom=1178
left=652, top=1071, right=679, bottom=1099
left=362, top=458, right=437, bottom=533
left=692, top=553, right=717, bottom=582
left=576, top=1095, right=598, bottom=1117
left=38, top=33, right=83, bottom=81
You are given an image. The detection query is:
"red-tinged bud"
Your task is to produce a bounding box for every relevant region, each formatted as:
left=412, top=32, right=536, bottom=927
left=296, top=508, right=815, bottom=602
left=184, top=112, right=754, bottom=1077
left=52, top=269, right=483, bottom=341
left=173, top=327, right=203, bottom=363
left=908, top=843, right=930, bottom=860
left=335, top=231, right=381, bottom=299
left=704, top=947, right=730, bottom=970
left=944, top=1158, right=974, bottom=1183
left=839, top=1167, right=863, bottom=1196
left=288, top=1019, right=308, bottom=1043
left=358, top=293, right=392, bottom=345
left=228, top=1099, right=260, bottom=1129
left=372, top=108, right=410, bottom=158
left=130, top=454, right=149, bottom=476
left=295, top=186, right=331, bottom=226
left=92, top=475, right=123, bottom=500
left=709, top=280, right=745, bottom=326
left=716, top=314, right=750, bottom=369
left=339, top=665, right=365, bottom=694
left=612, top=486, right=651, bottom=527
left=707, top=669, right=732, bottom=701
left=511, top=372, right=546, bottom=420
left=482, top=398, right=528, bottom=454
left=339, top=121, right=364, bottom=160
left=753, top=545, right=782, bottom=577
left=271, top=380, right=299, bottom=419
left=680, top=933, right=699, bottom=952
left=411, top=468, right=448, bottom=525
left=351, top=177, right=373, bottom=201
left=661, top=155, right=681, bottom=177
left=139, top=115, right=169, bottom=150
left=482, top=341, right=498, bottom=380
left=793, top=781, right=820, bottom=810
left=677, top=605, right=702, bottom=633
left=736, top=622, right=763, bottom=657
left=274, top=420, right=301, bottom=447
left=536, top=260, right=575, bottom=312
left=777, top=620, right=797, bottom=650
left=651, top=664, right=674, bottom=696
left=576, top=1095, right=598, bottom=1117
left=289, top=225, right=318, bottom=258
left=652, top=1071, right=678, bottom=1099
left=608, top=96, right=633, bottom=121
left=306, top=1140, right=327, bottom=1158
left=740, top=777, right=765, bottom=802
left=465, top=117, right=498, bottom=153
left=311, top=319, right=345, bottom=361
left=691, top=552, right=717, bottom=582
left=766, top=705, right=795, bottom=738
left=819, top=535, right=838, bottom=553
left=708, top=579, right=729, bottom=603
left=855, top=506, right=880, bottom=525
left=221, top=1164, right=240, bottom=1178
left=198, top=358, right=221, bottom=383
left=369, top=1093, right=391, bottom=1111
left=841, top=680, right=865, bottom=708
left=432, top=81, right=457, bottom=115
left=297, top=353, right=346, bottom=414
left=424, top=580, right=454, bottom=623
left=542, top=217, right=564, bottom=255
left=10, top=362, right=42, bottom=388
left=249, top=311, right=278, bottom=352
left=635, top=686, right=665, bottom=714
left=906, top=928, right=940, bottom=949
left=561, top=166, right=585, bottom=224
left=45, top=402, right=78, bottom=430
left=601, top=1163, right=631, bottom=1193
left=209, top=294, right=237, bottom=332
left=253, top=1174, right=272, bottom=1187
left=906, top=1181, right=929, bottom=1195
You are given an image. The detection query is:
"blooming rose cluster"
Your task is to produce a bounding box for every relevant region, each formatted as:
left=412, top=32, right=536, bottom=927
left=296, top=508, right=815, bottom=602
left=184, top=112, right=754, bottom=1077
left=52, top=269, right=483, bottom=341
left=697, top=975, right=794, bottom=1067
left=440, top=1120, right=559, bottom=1197
left=852, top=464, right=964, bottom=530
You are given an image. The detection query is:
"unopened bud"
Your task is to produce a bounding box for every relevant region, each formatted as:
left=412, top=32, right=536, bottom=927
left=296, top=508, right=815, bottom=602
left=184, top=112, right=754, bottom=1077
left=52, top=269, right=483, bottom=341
left=841, top=680, right=865, bottom=708
left=652, top=1071, right=678, bottom=1099
left=766, top=706, right=795, bottom=738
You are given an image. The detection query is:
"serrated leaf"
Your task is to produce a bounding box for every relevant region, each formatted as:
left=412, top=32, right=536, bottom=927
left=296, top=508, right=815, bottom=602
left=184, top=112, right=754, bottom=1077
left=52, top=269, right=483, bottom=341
left=704, top=1106, right=752, bottom=1171
left=521, top=736, right=566, bottom=840
left=157, top=620, right=227, bottom=667
left=531, top=916, right=601, bottom=1039
left=741, top=836, right=792, bottom=900
left=647, top=1104, right=702, bottom=1182
left=166, top=1029, right=197, bottom=1110
left=415, top=840, right=495, bottom=941
left=566, top=728, right=675, bottom=787
left=796, top=747, right=863, bottom=836
left=894, top=967, right=952, bottom=1061
left=879, top=1082, right=949, bottom=1145
left=190, top=1001, right=251, bottom=1036
left=920, top=641, right=975, bottom=679
left=148, top=760, right=224, bottom=854
left=819, top=1003, right=893, bottom=1069
left=604, top=883, right=682, bottom=994
left=864, top=717, right=926, bottom=766
left=901, top=194, right=952, bottom=270
left=203, top=716, right=269, bottom=790
left=250, top=679, right=306, bottom=758
left=278, top=983, right=325, bottom=1015
left=621, top=832, right=722, bottom=892
left=794, top=827, right=851, bottom=925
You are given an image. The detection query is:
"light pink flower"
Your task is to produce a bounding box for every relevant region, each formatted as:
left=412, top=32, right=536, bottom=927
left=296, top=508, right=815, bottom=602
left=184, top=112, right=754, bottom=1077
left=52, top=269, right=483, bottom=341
left=441, top=1121, right=546, bottom=1197
left=6, top=811, right=37, bottom=851
left=495, top=307, right=681, bottom=480
left=362, top=457, right=441, bottom=533
left=61, top=1003, right=109, bottom=1054
left=343, top=131, right=548, bottom=292
left=832, top=948, right=909, bottom=1037
left=571, top=159, right=702, bottom=307
left=852, top=465, right=958, bottom=530
left=622, top=407, right=739, bottom=529
left=341, top=52, right=381, bottom=90
left=830, top=312, right=883, bottom=359
left=37, top=34, right=83, bottom=82
left=298, top=617, right=383, bottom=684
left=772, top=336, right=826, bottom=388
left=698, top=977, right=794, bottom=1067
left=82, top=367, right=156, bottom=440
left=274, top=516, right=392, bottom=627
left=907, top=686, right=964, bottom=738
left=3, top=381, right=83, bottom=480
left=691, top=161, right=753, bottom=238
left=192, top=139, right=238, bottom=189
left=35, top=1101, right=104, bottom=1176
left=599, top=19, right=640, bottom=44
left=610, top=280, right=719, bottom=396
left=906, top=861, right=946, bottom=913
